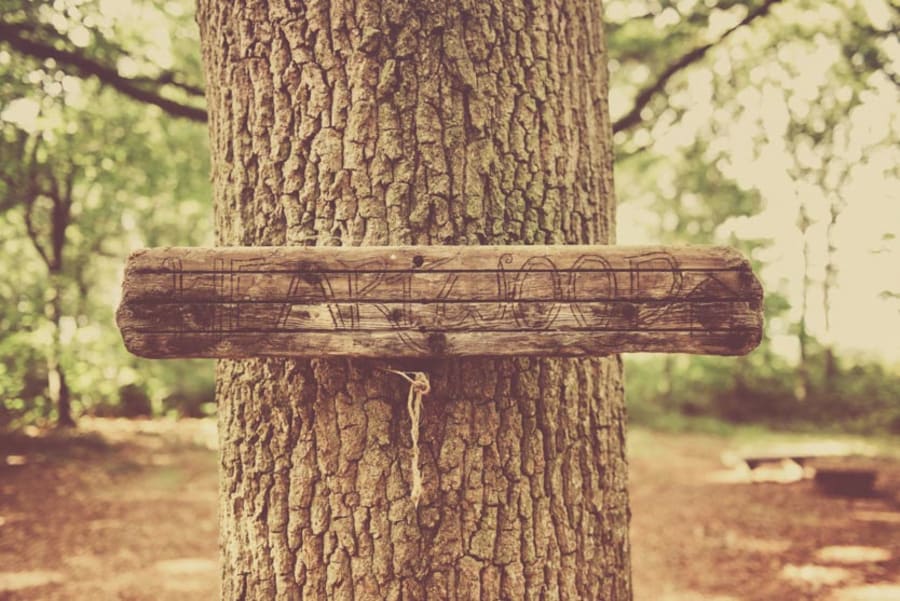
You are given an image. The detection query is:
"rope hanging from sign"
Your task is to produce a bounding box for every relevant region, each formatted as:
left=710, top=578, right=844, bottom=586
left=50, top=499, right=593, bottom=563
left=382, top=368, right=430, bottom=508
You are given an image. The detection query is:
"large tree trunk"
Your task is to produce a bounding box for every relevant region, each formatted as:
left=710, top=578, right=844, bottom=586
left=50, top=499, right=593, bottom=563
left=197, top=1, right=630, bottom=599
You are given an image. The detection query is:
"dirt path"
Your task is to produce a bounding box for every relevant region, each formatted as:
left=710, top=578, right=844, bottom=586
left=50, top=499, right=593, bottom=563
left=1, top=419, right=898, bottom=600
left=0, top=419, right=219, bottom=600
left=629, top=429, right=900, bottom=601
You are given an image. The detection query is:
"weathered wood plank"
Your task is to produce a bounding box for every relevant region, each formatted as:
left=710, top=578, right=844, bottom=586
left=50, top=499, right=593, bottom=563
left=125, top=244, right=755, bottom=273
left=117, top=245, right=764, bottom=358
left=121, top=330, right=761, bottom=358
left=121, top=269, right=756, bottom=304
left=118, top=301, right=762, bottom=332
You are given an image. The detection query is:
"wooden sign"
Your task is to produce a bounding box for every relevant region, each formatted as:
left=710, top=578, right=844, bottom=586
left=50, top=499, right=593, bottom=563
left=116, top=245, right=763, bottom=358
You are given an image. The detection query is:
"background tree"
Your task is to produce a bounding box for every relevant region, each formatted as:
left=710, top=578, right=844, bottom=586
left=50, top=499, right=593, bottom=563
left=611, top=0, right=900, bottom=429
left=1, top=130, right=79, bottom=426
left=0, top=0, right=213, bottom=427
left=197, top=0, right=629, bottom=598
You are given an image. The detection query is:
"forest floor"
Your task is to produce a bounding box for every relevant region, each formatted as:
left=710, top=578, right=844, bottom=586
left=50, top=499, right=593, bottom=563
left=1, top=418, right=899, bottom=601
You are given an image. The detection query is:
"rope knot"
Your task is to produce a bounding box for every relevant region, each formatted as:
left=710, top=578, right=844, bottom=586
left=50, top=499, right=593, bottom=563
left=411, top=373, right=431, bottom=395
left=381, top=368, right=431, bottom=509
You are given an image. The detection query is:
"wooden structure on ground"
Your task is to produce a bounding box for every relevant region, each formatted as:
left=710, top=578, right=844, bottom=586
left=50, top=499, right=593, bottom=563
left=116, top=245, right=763, bottom=359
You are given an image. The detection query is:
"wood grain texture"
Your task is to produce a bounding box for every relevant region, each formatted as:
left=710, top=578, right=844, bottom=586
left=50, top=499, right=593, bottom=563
left=117, top=244, right=763, bottom=358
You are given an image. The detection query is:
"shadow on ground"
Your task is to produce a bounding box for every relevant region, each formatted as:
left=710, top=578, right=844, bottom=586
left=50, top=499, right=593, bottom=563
left=1, top=419, right=899, bottom=600
left=629, top=429, right=900, bottom=601
left=0, top=418, right=218, bottom=601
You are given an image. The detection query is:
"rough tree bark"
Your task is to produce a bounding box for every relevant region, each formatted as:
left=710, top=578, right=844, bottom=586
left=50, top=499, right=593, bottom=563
left=197, top=1, right=630, bottom=599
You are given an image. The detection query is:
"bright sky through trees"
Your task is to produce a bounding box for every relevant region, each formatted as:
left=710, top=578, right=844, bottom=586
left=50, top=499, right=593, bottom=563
left=611, top=0, right=899, bottom=361
left=4, top=0, right=896, bottom=362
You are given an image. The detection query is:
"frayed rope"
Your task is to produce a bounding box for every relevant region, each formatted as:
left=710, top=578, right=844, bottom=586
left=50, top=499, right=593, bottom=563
left=381, top=369, right=430, bottom=508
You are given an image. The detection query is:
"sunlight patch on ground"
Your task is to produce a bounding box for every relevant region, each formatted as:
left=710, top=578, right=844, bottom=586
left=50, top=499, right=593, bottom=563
left=0, top=513, right=25, bottom=527
left=78, top=417, right=218, bottom=451
left=86, top=518, right=123, bottom=532
left=706, top=463, right=753, bottom=484
left=657, top=592, right=741, bottom=601
left=829, top=584, right=900, bottom=601
left=0, top=570, right=62, bottom=591
left=153, top=558, right=218, bottom=592
left=707, top=459, right=812, bottom=484
left=5, top=454, right=27, bottom=466
left=747, top=459, right=810, bottom=483
left=154, top=558, right=217, bottom=576
left=814, top=546, right=891, bottom=564
left=722, top=531, right=792, bottom=554
left=64, top=554, right=103, bottom=571
left=780, top=564, right=852, bottom=589
left=852, top=510, right=900, bottom=524
left=147, top=453, right=176, bottom=466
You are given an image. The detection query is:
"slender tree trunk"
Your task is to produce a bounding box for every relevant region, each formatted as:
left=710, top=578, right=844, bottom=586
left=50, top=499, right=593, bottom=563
left=823, top=205, right=839, bottom=386
left=47, top=356, right=73, bottom=428
left=25, top=185, right=75, bottom=427
left=47, top=274, right=74, bottom=427
left=662, top=355, right=674, bottom=408
left=197, top=1, right=630, bottom=599
left=796, top=201, right=810, bottom=402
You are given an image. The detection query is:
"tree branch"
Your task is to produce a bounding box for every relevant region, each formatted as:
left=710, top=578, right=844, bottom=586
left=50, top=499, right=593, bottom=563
left=140, top=71, right=206, bottom=97
left=613, top=0, right=784, bottom=134
left=47, top=165, right=77, bottom=271
left=0, top=21, right=207, bottom=122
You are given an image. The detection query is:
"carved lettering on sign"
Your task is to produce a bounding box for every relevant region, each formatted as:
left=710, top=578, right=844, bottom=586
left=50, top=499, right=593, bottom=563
left=116, top=245, right=764, bottom=358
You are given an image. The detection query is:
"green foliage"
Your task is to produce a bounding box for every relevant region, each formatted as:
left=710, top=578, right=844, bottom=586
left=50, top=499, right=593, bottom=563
left=1, top=0, right=897, bottom=433
left=626, top=343, right=900, bottom=435
left=613, top=0, right=899, bottom=434
left=0, top=0, right=213, bottom=428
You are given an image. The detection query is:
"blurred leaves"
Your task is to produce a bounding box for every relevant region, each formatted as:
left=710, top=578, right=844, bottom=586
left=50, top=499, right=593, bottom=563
left=0, top=0, right=212, bottom=428
left=0, top=0, right=206, bottom=120
left=614, top=0, right=900, bottom=434
left=0, top=0, right=897, bottom=432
